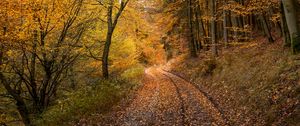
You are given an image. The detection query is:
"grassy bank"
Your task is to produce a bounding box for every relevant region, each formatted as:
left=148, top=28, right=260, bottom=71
left=170, top=39, right=300, bottom=125
left=0, top=63, right=144, bottom=126
left=33, top=78, right=140, bottom=126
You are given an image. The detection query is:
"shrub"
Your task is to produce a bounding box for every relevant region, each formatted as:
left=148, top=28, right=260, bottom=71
left=33, top=79, right=136, bottom=126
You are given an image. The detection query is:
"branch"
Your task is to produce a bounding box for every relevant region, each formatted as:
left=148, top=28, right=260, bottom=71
left=112, top=0, right=130, bottom=28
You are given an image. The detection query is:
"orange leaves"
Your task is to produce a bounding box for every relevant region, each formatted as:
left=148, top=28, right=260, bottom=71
left=0, top=0, right=86, bottom=65
left=223, top=1, right=248, bottom=15
left=222, top=0, right=278, bottom=16
left=270, top=13, right=281, bottom=23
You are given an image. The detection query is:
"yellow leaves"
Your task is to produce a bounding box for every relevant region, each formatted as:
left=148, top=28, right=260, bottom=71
left=221, top=0, right=278, bottom=15
left=240, top=43, right=259, bottom=49
left=6, top=50, right=14, bottom=57
left=223, top=1, right=249, bottom=15
left=110, top=37, right=139, bottom=71
left=89, top=61, right=101, bottom=68
left=75, top=47, right=85, bottom=54
left=270, top=13, right=281, bottom=23
left=17, top=31, right=29, bottom=40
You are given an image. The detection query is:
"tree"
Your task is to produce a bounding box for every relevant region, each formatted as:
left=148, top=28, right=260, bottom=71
left=279, top=0, right=291, bottom=47
left=187, top=0, right=197, bottom=57
left=211, top=0, right=218, bottom=56
left=223, top=0, right=228, bottom=48
left=260, top=14, right=274, bottom=43
left=282, top=0, right=300, bottom=53
left=0, top=0, right=85, bottom=124
left=100, top=0, right=130, bottom=78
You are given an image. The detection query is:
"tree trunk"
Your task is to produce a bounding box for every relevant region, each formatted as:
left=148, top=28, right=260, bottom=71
left=260, top=14, right=274, bottom=43
left=101, top=0, right=129, bottom=78
left=16, top=100, right=31, bottom=126
left=187, top=0, right=197, bottom=57
left=280, top=0, right=291, bottom=47
left=282, top=0, right=300, bottom=53
left=231, top=12, right=238, bottom=41
left=31, top=29, right=40, bottom=111
left=223, top=1, right=228, bottom=48
left=195, top=4, right=204, bottom=50
left=102, top=0, right=114, bottom=79
left=211, top=0, right=218, bottom=56
left=102, top=33, right=112, bottom=79
left=197, top=5, right=208, bottom=45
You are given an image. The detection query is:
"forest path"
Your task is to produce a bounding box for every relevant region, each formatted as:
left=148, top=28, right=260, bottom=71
left=113, top=67, right=227, bottom=126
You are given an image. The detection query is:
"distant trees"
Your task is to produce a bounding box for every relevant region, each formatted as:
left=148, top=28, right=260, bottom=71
left=162, top=0, right=300, bottom=57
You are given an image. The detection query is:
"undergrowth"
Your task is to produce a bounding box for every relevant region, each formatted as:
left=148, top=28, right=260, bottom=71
left=33, top=78, right=139, bottom=126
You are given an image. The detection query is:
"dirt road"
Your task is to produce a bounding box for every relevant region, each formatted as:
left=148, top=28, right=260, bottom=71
left=113, top=67, right=227, bottom=126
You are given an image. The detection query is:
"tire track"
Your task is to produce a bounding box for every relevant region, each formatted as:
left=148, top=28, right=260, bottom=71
left=161, top=72, right=187, bottom=125
left=161, top=69, right=229, bottom=126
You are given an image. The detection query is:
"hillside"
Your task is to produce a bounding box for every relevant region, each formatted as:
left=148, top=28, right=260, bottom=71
left=169, top=38, right=300, bottom=125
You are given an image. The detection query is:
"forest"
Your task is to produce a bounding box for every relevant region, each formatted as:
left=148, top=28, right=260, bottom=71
left=0, top=0, right=299, bottom=125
